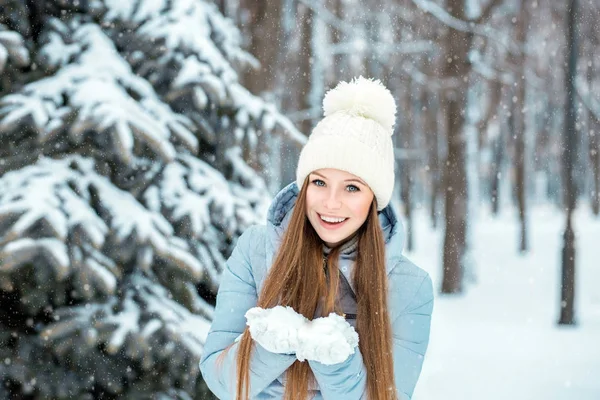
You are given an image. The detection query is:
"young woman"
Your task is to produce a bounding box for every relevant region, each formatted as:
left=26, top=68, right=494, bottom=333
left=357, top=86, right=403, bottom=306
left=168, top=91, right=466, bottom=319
left=200, top=77, right=434, bottom=400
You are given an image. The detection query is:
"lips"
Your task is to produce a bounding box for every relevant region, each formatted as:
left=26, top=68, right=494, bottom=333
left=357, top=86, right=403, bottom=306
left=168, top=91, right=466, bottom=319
left=317, top=213, right=348, bottom=230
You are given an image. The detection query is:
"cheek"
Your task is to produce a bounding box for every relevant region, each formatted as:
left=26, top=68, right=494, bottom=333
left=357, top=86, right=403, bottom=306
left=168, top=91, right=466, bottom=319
left=306, top=187, right=328, bottom=207
left=305, top=188, right=321, bottom=214
left=349, top=196, right=372, bottom=219
left=305, top=187, right=315, bottom=207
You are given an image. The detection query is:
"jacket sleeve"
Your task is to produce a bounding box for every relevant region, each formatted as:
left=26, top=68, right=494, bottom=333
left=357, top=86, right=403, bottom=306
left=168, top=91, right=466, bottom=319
left=392, top=273, right=434, bottom=399
left=199, top=226, right=296, bottom=399
left=308, top=349, right=368, bottom=399
left=308, top=273, right=434, bottom=400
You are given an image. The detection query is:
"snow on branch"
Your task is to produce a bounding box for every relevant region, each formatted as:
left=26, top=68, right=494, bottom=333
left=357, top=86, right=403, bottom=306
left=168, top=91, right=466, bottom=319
left=0, top=23, right=30, bottom=73
left=401, top=61, right=462, bottom=91
left=143, top=152, right=270, bottom=291
left=411, top=0, right=520, bottom=54
left=228, top=85, right=307, bottom=146
left=96, top=0, right=304, bottom=147
left=469, top=49, right=514, bottom=84
left=146, top=154, right=267, bottom=240
left=41, top=273, right=210, bottom=394
left=0, top=21, right=197, bottom=165
left=101, top=0, right=258, bottom=72
left=0, top=156, right=208, bottom=306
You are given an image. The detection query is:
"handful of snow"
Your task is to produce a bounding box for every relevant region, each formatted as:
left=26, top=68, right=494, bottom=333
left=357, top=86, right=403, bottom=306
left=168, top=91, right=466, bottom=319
left=296, top=312, right=359, bottom=365
left=245, top=306, right=359, bottom=365
left=245, top=306, right=308, bottom=354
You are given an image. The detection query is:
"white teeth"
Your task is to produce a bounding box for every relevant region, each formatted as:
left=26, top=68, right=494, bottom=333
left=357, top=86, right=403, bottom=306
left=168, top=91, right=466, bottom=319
left=320, top=215, right=347, bottom=223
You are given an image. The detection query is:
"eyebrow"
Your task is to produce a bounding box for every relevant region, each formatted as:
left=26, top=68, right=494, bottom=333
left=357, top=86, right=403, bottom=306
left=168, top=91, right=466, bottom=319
left=311, top=172, right=367, bottom=186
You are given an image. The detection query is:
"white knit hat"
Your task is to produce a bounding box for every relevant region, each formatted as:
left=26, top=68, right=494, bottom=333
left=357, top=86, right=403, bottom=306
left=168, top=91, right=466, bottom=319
left=296, top=76, right=396, bottom=210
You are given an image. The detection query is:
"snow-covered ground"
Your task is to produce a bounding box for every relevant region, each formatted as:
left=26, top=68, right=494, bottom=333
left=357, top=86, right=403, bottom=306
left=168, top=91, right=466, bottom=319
left=407, top=204, right=600, bottom=400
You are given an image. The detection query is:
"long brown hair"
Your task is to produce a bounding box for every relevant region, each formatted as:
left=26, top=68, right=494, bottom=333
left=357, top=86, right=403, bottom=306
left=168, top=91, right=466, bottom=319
left=235, top=178, right=397, bottom=400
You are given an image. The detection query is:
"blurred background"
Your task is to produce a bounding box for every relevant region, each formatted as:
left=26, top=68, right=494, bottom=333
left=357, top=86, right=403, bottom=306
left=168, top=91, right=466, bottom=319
left=0, top=0, right=598, bottom=399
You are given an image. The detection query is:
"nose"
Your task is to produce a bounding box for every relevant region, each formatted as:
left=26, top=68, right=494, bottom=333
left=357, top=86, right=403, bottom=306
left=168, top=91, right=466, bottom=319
left=323, top=189, right=342, bottom=210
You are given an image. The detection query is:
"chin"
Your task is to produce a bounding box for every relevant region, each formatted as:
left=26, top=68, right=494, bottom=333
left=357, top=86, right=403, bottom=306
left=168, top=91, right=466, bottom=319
left=321, top=237, right=341, bottom=246
left=319, top=231, right=349, bottom=246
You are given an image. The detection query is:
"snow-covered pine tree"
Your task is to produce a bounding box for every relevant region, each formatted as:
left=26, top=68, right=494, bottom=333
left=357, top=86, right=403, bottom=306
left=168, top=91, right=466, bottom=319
left=0, top=1, right=299, bottom=398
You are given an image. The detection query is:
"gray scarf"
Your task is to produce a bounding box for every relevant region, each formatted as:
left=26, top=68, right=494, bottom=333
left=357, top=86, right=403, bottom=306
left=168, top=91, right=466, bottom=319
left=322, top=233, right=359, bottom=258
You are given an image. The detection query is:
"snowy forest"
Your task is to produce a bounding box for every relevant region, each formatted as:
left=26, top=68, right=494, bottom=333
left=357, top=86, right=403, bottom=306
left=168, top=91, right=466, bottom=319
left=0, top=0, right=598, bottom=399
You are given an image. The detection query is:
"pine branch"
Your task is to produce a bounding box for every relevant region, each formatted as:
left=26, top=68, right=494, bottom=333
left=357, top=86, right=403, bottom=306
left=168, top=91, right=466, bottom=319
left=0, top=23, right=30, bottom=73
left=0, top=20, right=198, bottom=166
left=0, top=156, right=210, bottom=307
left=0, top=1, right=276, bottom=397
left=96, top=0, right=302, bottom=150
left=40, top=273, right=210, bottom=395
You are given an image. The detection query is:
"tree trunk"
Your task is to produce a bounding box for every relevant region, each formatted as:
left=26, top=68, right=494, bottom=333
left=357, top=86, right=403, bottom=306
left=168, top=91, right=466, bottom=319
left=400, top=80, right=414, bottom=252
left=422, top=90, right=441, bottom=229
left=240, top=1, right=283, bottom=96
left=590, top=117, right=600, bottom=215
left=440, top=1, right=470, bottom=294
left=328, top=0, right=347, bottom=81
left=478, top=78, right=503, bottom=217
left=559, top=0, right=578, bottom=326
left=585, top=47, right=600, bottom=215
left=490, top=130, right=504, bottom=216
left=238, top=1, right=284, bottom=189
left=477, top=79, right=502, bottom=148
left=433, top=92, right=446, bottom=228
left=297, top=3, right=314, bottom=144
left=279, top=3, right=314, bottom=186
left=510, top=0, right=530, bottom=252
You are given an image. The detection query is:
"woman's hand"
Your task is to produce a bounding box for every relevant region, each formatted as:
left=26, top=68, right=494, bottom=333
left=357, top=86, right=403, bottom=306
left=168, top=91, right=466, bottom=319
left=245, top=306, right=308, bottom=354
left=296, top=313, right=359, bottom=365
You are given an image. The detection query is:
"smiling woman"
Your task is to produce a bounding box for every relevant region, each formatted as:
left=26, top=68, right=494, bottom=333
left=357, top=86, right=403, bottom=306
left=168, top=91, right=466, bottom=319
left=200, top=77, right=434, bottom=400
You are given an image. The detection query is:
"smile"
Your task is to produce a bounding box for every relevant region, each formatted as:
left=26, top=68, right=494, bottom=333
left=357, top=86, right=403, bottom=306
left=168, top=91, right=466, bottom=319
left=318, top=213, right=348, bottom=229
left=320, top=214, right=347, bottom=223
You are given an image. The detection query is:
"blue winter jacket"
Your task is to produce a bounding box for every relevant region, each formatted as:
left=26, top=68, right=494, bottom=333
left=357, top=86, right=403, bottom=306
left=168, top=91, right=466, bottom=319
left=199, top=182, right=434, bottom=399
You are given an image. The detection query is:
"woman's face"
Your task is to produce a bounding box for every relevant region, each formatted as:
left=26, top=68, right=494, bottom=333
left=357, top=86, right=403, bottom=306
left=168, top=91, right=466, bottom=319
left=305, top=168, right=374, bottom=248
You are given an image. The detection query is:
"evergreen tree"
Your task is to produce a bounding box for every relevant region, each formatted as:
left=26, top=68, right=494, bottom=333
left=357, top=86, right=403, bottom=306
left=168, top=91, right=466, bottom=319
left=0, top=0, right=296, bottom=398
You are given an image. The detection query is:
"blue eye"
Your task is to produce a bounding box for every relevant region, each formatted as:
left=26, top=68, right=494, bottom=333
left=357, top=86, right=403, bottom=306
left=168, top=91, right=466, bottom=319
left=347, top=185, right=360, bottom=192
left=311, top=179, right=325, bottom=187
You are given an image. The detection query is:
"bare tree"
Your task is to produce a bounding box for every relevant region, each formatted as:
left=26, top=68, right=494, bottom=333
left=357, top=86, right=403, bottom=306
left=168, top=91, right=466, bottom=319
left=236, top=1, right=288, bottom=191
left=559, top=0, right=579, bottom=326
left=480, top=79, right=504, bottom=215
left=399, top=79, right=415, bottom=251
left=439, top=2, right=469, bottom=293
left=439, top=0, right=504, bottom=293
left=239, top=1, right=283, bottom=96
left=582, top=6, right=600, bottom=215
left=511, top=0, right=531, bottom=252
left=278, top=2, right=314, bottom=185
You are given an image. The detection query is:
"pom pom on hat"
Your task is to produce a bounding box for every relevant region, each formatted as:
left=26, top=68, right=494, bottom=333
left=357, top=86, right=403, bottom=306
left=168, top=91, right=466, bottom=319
left=322, top=76, right=396, bottom=134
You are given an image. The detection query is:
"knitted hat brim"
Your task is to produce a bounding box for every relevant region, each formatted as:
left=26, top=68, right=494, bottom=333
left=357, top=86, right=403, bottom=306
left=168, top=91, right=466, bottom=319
left=296, top=135, right=394, bottom=211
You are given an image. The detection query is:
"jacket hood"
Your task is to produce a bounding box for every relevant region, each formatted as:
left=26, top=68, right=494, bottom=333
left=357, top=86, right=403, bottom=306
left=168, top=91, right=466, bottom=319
left=265, top=182, right=405, bottom=274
